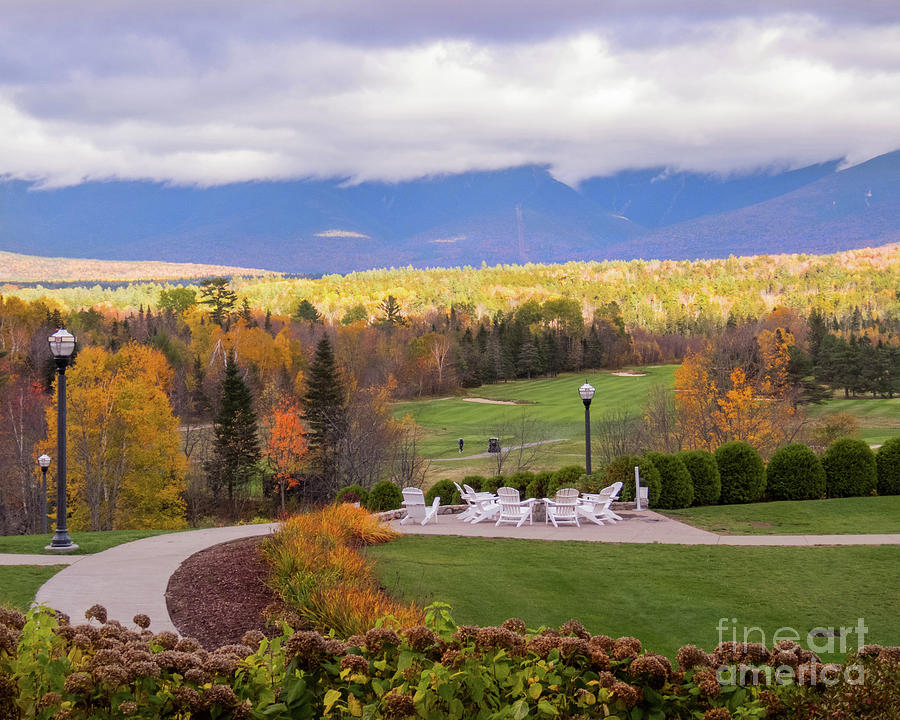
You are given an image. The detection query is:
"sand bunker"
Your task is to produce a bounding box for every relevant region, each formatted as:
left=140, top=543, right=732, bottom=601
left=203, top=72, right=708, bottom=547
left=464, top=397, right=521, bottom=405
left=612, top=371, right=647, bottom=377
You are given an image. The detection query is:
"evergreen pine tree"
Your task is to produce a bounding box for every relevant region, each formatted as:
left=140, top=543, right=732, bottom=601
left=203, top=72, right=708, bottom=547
left=303, top=335, right=346, bottom=499
left=208, top=357, right=260, bottom=517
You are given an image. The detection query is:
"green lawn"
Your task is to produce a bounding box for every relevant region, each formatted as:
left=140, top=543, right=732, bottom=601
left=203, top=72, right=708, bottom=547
left=663, top=496, right=900, bottom=535
left=368, top=535, right=900, bottom=660
left=808, top=395, right=900, bottom=446
left=0, top=566, right=66, bottom=610
left=393, top=366, right=676, bottom=479
left=0, top=529, right=182, bottom=555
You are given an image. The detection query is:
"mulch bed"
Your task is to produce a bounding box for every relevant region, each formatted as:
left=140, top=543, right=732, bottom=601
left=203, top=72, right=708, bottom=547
left=165, top=536, right=281, bottom=649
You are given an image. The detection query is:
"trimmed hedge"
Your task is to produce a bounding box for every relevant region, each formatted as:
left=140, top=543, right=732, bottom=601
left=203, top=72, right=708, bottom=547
left=525, top=471, right=554, bottom=500
left=715, top=441, right=766, bottom=504
left=876, top=437, right=900, bottom=496
left=823, top=438, right=877, bottom=498
left=508, top=471, right=535, bottom=494
left=766, top=444, right=826, bottom=501
left=461, top=475, right=485, bottom=492
left=335, top=484, right=370, bottom=505
left=546, top=465, right=586, bottom=497
left=603, top=455, right=661, bottom=506
left=365, top=481, right=403, bottom=511
left=644, top=452, right=694, bottom=509
left=678, top=450, right=721, bottom=506
left=425, top=479, right=461, bottom=505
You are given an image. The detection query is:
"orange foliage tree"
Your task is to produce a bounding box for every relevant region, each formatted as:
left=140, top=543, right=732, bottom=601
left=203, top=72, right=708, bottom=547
left=263, top=398, right=309, bottom=513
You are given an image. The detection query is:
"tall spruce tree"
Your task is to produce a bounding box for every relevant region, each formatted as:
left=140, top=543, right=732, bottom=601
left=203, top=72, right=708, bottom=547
left=208, top=357, right=260, bottom=516
left=303, top=335, right=346, bottom=500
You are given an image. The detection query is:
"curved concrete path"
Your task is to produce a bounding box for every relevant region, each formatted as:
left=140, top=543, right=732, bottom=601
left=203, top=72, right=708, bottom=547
left=389, top=510, right=900, bottom=546
left=33, top=524, right=278, bottom=633
left=0, top=553, right=80, bottom=566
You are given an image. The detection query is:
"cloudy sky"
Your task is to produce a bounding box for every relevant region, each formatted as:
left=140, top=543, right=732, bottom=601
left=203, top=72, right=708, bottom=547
left=3, top=1, right=900, bottom=188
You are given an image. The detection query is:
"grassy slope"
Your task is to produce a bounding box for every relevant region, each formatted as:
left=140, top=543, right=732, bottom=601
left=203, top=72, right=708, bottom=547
left=0, top=566, right=66, bottom=610
left=369, top=535, right=899, bottom=660
left=0, top=529, right=181, bottom=555
left=663, top=496, right=900, bottom=535
left=0, top=250, right=271, bottom=282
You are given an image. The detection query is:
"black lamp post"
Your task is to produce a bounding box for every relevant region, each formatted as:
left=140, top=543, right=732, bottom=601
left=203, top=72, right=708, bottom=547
left=579, top=382, right=595, bottom=475
left=37, top=454, right=50, bottom=534
left=47, top=328, right=78, bottom=552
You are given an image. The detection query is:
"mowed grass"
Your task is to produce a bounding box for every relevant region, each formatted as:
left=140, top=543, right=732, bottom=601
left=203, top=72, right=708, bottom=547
left=663, top=496, right=900, bottom=535
left=0, top=529, right=182, bottom=555
left=393, top=366, right=677, bottom=463
left=0, top=566, right=66, bottom=610
left=808, top=395, right=900, bottom=446
left=368, top=535, right=900, bottom=660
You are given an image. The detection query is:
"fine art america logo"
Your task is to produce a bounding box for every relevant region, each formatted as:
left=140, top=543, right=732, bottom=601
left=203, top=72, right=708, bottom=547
left=714, top=618, right=868, bottom=686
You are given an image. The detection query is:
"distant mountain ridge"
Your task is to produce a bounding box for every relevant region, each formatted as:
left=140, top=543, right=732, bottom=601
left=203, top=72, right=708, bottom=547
left=1, top=151, right=898, bottom=273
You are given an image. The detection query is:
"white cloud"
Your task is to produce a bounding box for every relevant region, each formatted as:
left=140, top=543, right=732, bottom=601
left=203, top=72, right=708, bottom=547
left=1, top=6, right=899, bottom=187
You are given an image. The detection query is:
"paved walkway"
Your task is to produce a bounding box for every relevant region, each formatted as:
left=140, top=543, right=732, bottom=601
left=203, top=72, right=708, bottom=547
left=33, top=524, right=279, bottom=633
left=389, top=510, right=900, bottom=546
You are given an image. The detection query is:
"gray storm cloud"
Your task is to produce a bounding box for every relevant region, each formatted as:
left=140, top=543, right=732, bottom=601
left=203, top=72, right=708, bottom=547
left=1, top=1, right=899, bottom=187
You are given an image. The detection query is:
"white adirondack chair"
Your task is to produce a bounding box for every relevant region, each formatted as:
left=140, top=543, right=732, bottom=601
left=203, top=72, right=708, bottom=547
left=577, top=482, right=623, bottom=525
left=495, top=487, right=536, bottom=527
left=544, top=487, right=580, bottom=527
left=460, top=484, right=501, bottom=524
left=400, top=487, right=440, bottom=525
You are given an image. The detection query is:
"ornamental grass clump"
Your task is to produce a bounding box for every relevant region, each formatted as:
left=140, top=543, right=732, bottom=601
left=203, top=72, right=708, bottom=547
left=263, top=504, right=421, bottom=637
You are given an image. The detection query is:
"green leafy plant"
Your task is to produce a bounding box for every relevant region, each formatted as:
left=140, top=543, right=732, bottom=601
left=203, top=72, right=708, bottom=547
left=876, top=437, right=900, bottom=496
left=823, top=438, right=877, bottom=498
left=365, top=481, right=403, bottom=511
left=424, top=479, right=460, bottom=505
left=644, top=452, right=694, bottom=508
left=336, top=484, right=370, bottom=505
left=766, top=444, right=826, bottom=500
left=715, top=441, right=766, bottom=504
left=604, top=455, right=661, bottom=505
left=679, top=449, right=722, bottom=506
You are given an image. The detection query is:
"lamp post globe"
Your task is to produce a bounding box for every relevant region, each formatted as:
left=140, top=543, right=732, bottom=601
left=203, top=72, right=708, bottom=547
left=578, top=382, right=595, bottom=475
left=37, top=454, right=51, bottom=534
left=47, top=329, right=78, bottom=551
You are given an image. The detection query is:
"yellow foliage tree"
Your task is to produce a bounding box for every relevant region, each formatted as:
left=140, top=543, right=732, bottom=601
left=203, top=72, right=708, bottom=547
left=44, top=343, right=186, bottom=531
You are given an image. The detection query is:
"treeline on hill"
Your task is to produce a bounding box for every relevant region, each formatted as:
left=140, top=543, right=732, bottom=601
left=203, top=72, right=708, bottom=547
left=1, top=265, right=899, bottom=535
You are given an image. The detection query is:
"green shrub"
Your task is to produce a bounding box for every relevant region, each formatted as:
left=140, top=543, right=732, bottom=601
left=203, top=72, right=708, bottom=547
left=461, top=475, right=485, bottom=492
left=508, top=471, right=535, bottom=494
left=766, top=444, right=826, bottom=501
left=678, top=450, right=721, bottom=506
left=876, top=437, right=900, bottom=495
left=546, top=465, right=585, bottom=496
left=425, top=479, right=461, bottom=506
left=644, top=452, right=693, bottom=509
left=576, top=470, right=607, bottom=494
left=335, top=484, right=369, bottom=505
left=525, top=471, right=553, bottom=499
left=823, top=438, right=877, bottom=498
left=603, top=455, right=661, bottom=506
left=482, top=475, right=506, bottom=493
left=365, top=481, right=403, bottom=511
left=714, top=441, right=766, bottom=504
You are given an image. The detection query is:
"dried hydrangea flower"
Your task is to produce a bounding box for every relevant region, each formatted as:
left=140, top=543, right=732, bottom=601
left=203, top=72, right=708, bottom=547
left=129, top=661, right=161, bottom=679
left=124, top=649, right=153, bottom=664
left=175, top=637, right=202, bottom=653
left=340, top=654, right=370, bottom=674
left=63, top=672, right=94, bottom=695
left=285, top=631, right=327, bottom=668
left=613, top=636, right=642, bottom=655
left=84, top=604, right=108, bottom=624
left=629, top=654, right=669, bottom=689
left=856, top=644, right=884, bottom=659
left=501, top=618, right=527, bottom=635
left=0, top=608, right=26, bottom=631
left=591, top=649, right=611, bottom=671
left=90, top=649, right=125, bottom=668
left=402, top=625, right=439, bottom=653
left=769, top=650, right=799, bottom=668
left=589, top=634, right=614, bottom=652
left=0, top=626, right=19, bottom=655
left=93, top=664, right=131, bottom=687
left=184, top=668, right=210, bottom=685
left=214, top=644, right=253, bottom=659
left=241, top=630, right=265, bottom=648
left=558, top=636, right=590, bottom=661
left=382, top=691, right=416, bottom=719
left=451, top=625, right=479, bottom=646
left=204, top=653, right=240, bottom=676
left=153, top=631, right=179, bottom=650
left=596, top=671, right=617, bottom=689
left=559, top=620, right=590, bottom=640
left=677, top=644, right=713, bottom=671
left=364, top=628, right=401, bottom=654
left=173, top=686, right=202, bottom=711
left=203, top=684, right=238, bottom=709
left=693, top=669, right=721, bottom=698
left=526, top=635, right=560, bottom=659
left=476, top=626, right=526, bottom=655
left=232, top=699, right=253, bottom=720
left=440, top=649, right=462, bottom=668
left=38, top=691, right=62, bottom=709
left=703, top=708, right=733, bottom=720
left=132, top=614, right=151, bottom=630
left=610, top=682, right=642, bottom=709
left=117, top=701, right=138, bottom=716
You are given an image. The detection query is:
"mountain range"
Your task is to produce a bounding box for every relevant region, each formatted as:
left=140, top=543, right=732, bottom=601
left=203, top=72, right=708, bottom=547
left=2, top=151, right=899, bottom=274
